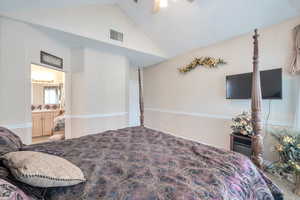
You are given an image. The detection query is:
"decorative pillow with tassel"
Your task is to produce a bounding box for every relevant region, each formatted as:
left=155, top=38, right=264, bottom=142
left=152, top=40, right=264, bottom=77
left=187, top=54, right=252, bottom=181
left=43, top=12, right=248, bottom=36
left=1, top=151, right=86, bottom=188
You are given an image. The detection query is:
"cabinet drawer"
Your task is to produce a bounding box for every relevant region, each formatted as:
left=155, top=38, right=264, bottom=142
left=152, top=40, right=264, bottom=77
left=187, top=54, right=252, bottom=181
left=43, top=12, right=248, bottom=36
left=233, top=144, right=252, bottom=157
left=42, top=112, right=54, bottom=136
left=32, top=113, right=43, bottom=137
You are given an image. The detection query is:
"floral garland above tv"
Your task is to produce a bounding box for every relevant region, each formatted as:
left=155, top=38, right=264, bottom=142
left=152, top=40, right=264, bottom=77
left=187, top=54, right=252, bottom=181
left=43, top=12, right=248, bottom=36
left=178, top=57, right=226, bottom=73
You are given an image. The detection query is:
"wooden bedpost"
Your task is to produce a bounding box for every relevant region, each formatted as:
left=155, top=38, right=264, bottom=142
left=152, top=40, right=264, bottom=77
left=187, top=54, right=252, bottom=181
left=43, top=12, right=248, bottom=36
left=138, top=68, right=144, bottom=127
left=251, top=29, right=264, bottom=169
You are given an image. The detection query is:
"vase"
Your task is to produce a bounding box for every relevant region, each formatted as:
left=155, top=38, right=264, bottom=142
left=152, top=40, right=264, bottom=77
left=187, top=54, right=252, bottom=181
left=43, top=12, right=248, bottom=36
left=294, top=173, right=300, bottom=196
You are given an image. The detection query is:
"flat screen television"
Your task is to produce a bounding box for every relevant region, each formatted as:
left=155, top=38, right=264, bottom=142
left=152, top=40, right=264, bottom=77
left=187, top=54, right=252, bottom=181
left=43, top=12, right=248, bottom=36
left=226, top=68, right=282, bottom=99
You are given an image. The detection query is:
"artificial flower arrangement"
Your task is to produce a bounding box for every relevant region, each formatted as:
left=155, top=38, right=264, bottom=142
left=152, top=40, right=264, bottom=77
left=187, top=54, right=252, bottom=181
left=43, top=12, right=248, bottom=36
left=178, top=57, right=226, bottom=73
left=230, top=111, right=253, bottom=136
left=268, top=128, right=300, bottom=195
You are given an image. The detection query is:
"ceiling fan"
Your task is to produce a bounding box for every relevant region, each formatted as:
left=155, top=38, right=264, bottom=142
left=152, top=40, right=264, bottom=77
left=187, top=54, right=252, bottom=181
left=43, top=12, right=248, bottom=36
left=153, top=0, right=195, bottom=13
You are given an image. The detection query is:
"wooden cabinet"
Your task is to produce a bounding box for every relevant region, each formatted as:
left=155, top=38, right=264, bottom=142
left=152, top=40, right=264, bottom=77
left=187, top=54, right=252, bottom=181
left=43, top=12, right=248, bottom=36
left=32, top=113, right=43, bottom=137
left=42, top=112, right=54, bottom=136
left=32, top=110, right=61, bottom=138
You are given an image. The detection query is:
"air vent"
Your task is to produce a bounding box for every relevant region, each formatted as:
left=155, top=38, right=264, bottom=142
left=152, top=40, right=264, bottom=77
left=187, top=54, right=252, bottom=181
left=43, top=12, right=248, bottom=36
left=110, top=29, right=123, bottom=42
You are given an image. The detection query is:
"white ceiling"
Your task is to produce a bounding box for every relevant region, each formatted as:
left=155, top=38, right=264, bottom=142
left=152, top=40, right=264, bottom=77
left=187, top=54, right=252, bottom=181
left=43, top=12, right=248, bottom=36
left=118, top=0, right=300, bottom=57
left=1, top=0, right=300, bottom=60
left=31, top=24, right=166, bottom=67
left=0, top=0, right=116, bottom=12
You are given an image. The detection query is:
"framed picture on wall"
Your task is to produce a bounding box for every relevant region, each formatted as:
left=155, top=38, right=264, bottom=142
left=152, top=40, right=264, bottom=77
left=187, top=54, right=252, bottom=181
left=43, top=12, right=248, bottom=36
left=40, top=51, right=63, bottom=69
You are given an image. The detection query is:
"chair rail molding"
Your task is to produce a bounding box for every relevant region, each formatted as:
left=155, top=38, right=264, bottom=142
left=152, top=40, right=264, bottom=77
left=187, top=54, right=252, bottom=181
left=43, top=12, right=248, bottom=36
left=65, top=112, right=128, bottom=119
left=0, top=122, right=33, bottom=130
left=145, top=108, right=292, bottom=127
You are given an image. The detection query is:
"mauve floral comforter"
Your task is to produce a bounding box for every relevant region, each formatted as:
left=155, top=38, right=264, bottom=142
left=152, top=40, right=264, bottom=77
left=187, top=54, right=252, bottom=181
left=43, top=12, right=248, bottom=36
left=22, top=126, right=282, bottom=200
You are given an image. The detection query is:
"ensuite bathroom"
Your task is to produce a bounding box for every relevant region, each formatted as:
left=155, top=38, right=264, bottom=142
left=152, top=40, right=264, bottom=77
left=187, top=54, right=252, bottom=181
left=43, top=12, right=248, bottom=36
left=31, top=64, right=65, bottom=143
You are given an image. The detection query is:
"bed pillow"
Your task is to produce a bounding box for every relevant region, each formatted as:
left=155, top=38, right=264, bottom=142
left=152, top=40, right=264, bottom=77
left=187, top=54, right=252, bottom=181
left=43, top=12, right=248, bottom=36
left=0, top=127, right=23, bottom=156
left=0, top=178, right=31, bottom=200
left=1, top=151, right=86, bottom=188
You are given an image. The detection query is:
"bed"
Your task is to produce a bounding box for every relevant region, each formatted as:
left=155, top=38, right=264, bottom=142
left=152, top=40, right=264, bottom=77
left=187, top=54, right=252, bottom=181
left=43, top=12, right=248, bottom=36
left=19, top=126, right=280, bottom=200
left=1, top=30, right=282, bottom=200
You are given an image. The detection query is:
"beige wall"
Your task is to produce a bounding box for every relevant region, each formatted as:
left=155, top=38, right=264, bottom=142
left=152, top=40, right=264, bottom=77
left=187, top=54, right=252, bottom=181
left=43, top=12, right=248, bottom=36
left=128, top=66, right=140, bottom=126
left=69, top=47, right=130, bottom=138
left=143, top=16, right=300, bottom=161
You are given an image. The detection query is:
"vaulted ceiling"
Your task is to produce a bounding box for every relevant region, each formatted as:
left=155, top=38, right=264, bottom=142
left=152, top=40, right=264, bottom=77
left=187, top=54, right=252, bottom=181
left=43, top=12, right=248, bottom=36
left=0, top=0, right=116, bottom=12
left=118, top=0, right=300, bottom=57
left=0, top=0, right=300, bottom=62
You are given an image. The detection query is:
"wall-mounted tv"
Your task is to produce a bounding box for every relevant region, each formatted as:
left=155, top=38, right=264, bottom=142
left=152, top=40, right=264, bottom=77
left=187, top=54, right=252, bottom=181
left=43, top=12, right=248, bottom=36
left=226, top=68, right=282, bottom=99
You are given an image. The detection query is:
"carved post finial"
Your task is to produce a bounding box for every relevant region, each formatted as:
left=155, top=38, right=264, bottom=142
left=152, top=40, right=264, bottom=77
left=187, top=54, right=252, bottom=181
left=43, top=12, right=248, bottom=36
left=138, top=68, right=144, bottom=127
left=251, top=29, right=264, bottom=169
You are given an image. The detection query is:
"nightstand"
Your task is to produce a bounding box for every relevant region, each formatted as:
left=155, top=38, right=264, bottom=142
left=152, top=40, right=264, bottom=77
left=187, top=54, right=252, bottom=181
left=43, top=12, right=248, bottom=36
left=230, top=133, right=252, bottom=158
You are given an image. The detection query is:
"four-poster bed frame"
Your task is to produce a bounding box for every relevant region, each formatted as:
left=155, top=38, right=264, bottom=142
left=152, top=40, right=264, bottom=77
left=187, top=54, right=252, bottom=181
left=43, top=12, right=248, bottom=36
left=138, top=68, right=145, bottom=127
left=137, top=29, right=264, bottom=169
left=251, top=29, right=264, bottom=168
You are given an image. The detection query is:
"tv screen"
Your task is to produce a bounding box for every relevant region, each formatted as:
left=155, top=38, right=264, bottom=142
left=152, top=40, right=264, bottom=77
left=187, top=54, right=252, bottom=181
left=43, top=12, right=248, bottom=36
left=226, top=68, right=282, bottom=99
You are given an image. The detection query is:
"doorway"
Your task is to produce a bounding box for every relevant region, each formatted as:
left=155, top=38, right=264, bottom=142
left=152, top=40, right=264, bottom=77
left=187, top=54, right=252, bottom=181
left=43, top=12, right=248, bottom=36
left=31, top=64, right=65, bottom=144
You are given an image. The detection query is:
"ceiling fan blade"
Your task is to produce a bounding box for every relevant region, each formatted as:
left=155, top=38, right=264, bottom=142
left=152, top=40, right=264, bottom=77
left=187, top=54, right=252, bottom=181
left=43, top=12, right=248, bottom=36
left=153, top=0, right=160, bottom=13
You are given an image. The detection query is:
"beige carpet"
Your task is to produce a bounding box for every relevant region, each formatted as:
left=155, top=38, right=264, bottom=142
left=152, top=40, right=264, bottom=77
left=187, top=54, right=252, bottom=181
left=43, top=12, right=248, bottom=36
left=267, top=173, right=300, bottom=200
left=32, top=136, right=50, bottom=144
